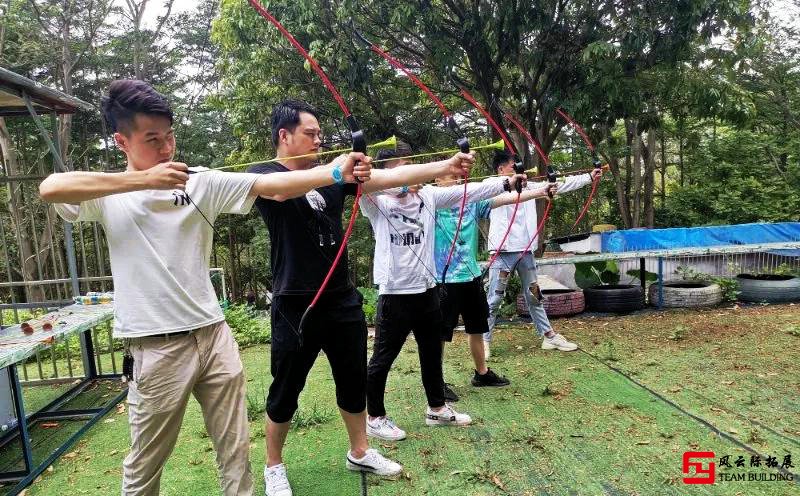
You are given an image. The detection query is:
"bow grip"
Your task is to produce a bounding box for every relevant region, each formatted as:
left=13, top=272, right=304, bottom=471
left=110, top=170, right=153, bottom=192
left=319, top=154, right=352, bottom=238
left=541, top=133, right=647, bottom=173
left=456, top=137, right=470, bottom=154
left=346, top=115, right=367, bottom=184
left=445, top=116, right=470, bottom=153
left=546, top=166, right=558, bottom=198
left=513, top=159, right=525, bottom=194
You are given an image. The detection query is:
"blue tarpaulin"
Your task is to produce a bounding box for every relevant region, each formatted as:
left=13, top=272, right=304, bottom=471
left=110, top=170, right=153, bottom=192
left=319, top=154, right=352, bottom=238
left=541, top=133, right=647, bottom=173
left=600, top=222, right=800, bottom=256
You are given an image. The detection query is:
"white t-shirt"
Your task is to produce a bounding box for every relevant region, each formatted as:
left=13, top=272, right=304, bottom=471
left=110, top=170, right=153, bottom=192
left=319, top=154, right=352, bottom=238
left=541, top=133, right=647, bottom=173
left=362, top=179, right=504, bottom=295
left=55, top=168, right=259, bottom=338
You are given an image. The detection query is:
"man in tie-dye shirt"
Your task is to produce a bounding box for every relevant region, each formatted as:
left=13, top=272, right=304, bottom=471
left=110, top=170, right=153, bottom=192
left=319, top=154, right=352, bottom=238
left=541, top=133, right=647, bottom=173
left=434, top=174, right=556, bottom=400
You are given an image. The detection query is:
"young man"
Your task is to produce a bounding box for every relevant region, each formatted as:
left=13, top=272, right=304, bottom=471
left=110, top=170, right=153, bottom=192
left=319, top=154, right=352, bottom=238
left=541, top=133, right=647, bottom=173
left=434, top=173, right=557, bottom=400
left=248, top=103, right=475, bottom=496
left=39, top=80, right=370, bottom=496
left=361, top=143, right=526, bottom=442
left=483, top=151, right=603, bottom=357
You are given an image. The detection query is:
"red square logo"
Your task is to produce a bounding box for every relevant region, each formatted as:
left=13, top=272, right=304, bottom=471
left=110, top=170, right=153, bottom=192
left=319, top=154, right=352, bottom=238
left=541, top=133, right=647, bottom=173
left=683, top=451, right=716, bottom=484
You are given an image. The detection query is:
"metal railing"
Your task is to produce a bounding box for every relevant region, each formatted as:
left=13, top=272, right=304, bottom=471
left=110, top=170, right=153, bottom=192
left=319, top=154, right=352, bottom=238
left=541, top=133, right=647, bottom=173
left=536, top=241, right=800, bottom=302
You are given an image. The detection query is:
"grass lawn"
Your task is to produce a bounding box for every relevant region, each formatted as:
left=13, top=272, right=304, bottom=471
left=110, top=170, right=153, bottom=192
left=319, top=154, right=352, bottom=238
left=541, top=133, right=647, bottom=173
left=17, top=303, right=800, bottom=495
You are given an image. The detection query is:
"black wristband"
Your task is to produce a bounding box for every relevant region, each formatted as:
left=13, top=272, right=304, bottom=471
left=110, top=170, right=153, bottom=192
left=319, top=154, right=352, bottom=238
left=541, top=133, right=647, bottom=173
left=503, top=178, right=511, bottom=192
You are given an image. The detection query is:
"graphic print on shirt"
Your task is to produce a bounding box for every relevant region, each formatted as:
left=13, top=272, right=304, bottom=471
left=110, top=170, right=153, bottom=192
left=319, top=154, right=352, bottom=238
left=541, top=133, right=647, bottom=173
left=388, top=201, right=426, bottom=247
left=305, top=189, right=337, bottom=248
left=172, top=190, right=190, bottom=206
left=305, top=190, right=327, bottom=211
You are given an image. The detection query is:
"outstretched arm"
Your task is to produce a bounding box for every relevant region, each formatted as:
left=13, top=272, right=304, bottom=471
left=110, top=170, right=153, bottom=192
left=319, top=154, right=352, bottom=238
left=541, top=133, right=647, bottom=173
left=39, top=162, right=190, bottom=204
left=362, top=152, right=474, bottom=193
left=490, top=182, right=556, bottom=208
left=249, top=152, right=371, bottom=201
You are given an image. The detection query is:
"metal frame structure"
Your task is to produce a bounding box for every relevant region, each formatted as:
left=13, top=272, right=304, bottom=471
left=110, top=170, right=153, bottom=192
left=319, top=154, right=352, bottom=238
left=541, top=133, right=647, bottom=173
left=0, top=68, right=125, bottom=494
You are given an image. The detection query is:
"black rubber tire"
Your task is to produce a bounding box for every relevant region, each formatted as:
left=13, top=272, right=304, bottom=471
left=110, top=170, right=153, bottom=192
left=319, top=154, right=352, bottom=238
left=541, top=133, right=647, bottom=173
left=737, top=274, right=800, bottom=303
left=517, top=289, right=585, bottom=318
left=648, top=281, right=723, bottom=308
left=583, top=284, right=645, bottom=313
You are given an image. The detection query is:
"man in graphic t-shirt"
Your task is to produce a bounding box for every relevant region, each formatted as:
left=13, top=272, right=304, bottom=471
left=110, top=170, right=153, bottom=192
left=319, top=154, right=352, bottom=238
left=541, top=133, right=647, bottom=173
left=359, top=143, right=525, bottom=443
left=40, top=80, right=369, bottom=496
left=250, top=100, right=475, bottom=496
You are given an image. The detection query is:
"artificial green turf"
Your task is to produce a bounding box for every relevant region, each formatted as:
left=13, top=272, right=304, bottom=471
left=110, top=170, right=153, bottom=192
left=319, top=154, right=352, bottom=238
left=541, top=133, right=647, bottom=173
left=14, top=304, right=799, bottom=495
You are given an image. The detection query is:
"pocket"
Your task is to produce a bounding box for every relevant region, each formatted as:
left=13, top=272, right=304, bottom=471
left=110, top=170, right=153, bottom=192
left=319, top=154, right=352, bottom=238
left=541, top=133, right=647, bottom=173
left=133, top=339, right=192, bottom=413
left=209, top=322, right=244, bottom=379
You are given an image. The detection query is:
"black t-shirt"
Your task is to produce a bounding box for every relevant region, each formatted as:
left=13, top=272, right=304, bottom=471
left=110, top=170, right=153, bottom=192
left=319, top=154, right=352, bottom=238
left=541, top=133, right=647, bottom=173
left=248, top=161, right=358, bottom=297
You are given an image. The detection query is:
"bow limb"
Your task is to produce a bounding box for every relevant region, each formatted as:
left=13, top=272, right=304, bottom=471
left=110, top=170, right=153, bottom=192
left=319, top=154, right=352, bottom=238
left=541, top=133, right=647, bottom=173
left=494, top=105, right=559, bottom=263
left=247, top=0, right=365, bottom=333
left=452, top=85, right=524, bottom=272
left=555, top=108, right=603, bottom=232
left=352, top=26, right=470, bottom=285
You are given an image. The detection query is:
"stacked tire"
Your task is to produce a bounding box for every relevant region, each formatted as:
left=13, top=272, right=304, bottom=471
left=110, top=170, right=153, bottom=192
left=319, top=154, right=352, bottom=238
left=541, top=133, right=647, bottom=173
left=517, top=289, right=585, bottom=318
left=737, top=274, right=800, bottom=303
left=583, top=284, right=645, bottom=313
left=647, top=281, right=723, bottom=308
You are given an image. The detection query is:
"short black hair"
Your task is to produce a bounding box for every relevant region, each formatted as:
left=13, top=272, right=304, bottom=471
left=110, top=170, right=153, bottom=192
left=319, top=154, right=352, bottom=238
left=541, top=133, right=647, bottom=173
left=492, top=150, right=514, bottom=171
left=101, top=79, right=173, bottom=135
left=271, top=99, right=320, bottom=146
left=374, top=140, right=413, bottom=168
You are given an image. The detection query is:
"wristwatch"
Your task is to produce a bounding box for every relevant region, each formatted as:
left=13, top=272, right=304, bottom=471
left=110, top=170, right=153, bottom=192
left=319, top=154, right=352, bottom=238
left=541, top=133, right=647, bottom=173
left=331, top=164, right=345, bottom=184
left=503, top=178, right=511, bottom=192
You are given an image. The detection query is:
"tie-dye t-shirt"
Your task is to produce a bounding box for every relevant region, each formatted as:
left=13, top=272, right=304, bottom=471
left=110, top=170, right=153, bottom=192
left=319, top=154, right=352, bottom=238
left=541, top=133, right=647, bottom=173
left=434, top=200, right=492, bottom=283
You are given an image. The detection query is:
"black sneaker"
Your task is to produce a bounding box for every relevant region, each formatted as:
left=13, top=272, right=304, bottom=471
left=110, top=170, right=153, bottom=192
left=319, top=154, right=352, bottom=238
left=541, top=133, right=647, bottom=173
left=471, top=368, right=511, bottom=387
left=443, top=383, right=460, bottom=402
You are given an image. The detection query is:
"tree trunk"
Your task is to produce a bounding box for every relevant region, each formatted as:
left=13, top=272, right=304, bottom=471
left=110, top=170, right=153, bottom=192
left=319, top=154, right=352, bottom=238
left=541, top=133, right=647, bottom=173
left=660, top=130, right=666, bottom=209
left=0, top=118, right=46, bottom=301
left=643, top=130, right=656, bottom=228
left=628, top=119, right=643, bottom=227
left=598, top=123, right=632, bottom=229
left=59, top=3, right=73, bottom=170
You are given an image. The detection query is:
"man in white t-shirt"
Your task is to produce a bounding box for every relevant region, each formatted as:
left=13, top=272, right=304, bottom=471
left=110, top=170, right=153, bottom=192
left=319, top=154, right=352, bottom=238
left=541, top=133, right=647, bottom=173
left=39, top=80, right=371, bottom=496
left=360, top=143, right=526, bottom=442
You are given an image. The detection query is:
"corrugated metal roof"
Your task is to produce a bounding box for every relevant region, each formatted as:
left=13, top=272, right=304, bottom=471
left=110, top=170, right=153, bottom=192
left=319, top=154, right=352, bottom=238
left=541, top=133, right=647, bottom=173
left=0, top=67, right=93, bottom=116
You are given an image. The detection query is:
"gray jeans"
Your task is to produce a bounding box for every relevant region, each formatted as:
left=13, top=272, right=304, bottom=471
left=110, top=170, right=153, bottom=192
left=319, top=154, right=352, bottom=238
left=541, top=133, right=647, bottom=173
left=484, top=251, right=552, bottom=342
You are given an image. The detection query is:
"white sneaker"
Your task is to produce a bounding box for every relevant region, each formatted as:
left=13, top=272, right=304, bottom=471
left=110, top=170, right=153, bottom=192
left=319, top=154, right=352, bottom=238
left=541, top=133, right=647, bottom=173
left=346, top=448, right=403, bottom=477
left=483, top=340, right=491, bottom=359
left=541, top=333, right=578, bottom=351
left=367, top=416, right=407, bottom=441
left=264, top=464, right=292, bottom=496
left=425, top=404, right=472, bottom=426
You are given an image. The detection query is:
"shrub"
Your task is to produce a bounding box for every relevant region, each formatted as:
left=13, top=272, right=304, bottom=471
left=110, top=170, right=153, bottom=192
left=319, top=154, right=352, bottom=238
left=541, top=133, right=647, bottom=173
left=358, top=287, right=378, bottom=326
left=224, top=304, right=271, bottom=348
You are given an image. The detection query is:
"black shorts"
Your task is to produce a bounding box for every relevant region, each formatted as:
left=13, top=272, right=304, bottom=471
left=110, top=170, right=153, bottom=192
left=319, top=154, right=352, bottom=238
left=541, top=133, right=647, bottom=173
left=266, top=290, right=367, bottom=423
left=439, top=277, right=490, bottom=341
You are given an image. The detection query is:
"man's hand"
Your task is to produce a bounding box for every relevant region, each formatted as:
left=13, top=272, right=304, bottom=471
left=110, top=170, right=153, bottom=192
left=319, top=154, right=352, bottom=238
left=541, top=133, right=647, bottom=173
left=444, top=152, right=475, bottom=177
left=339, top=152, right=372, bottom=183
left=508, top=173, right=527, bottom=192
left=590, top=168, right=603, bottom=181
left=544, top=182, right=559, bottom=197
left=142, top=162, right=189, bottom=190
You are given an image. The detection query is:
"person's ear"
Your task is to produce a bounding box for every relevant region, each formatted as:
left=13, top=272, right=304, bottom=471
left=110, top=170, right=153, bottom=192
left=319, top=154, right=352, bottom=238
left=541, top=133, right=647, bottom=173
left=114, top=132, right=129, bottom=154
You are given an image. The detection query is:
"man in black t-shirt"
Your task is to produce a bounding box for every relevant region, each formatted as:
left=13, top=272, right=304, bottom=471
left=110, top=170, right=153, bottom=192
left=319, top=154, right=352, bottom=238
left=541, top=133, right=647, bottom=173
left=250, top=100, right=475, bottom=496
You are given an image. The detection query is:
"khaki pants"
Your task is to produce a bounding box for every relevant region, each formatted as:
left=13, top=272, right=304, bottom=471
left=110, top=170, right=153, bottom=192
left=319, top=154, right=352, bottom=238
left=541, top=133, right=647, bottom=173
left=122, top=321, right=253, bottom=495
